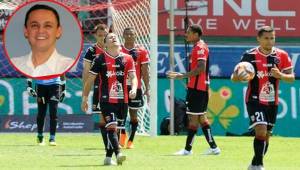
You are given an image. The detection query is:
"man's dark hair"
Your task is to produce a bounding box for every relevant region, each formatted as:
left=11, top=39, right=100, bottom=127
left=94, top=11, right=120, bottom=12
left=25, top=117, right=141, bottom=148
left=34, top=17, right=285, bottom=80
left=94, top=23, right=108, bottom=33
left=257, top=26, right=274, bottom=37
left=24, top=4, right=60, bottom=27
left=188, top=24, right=203, bottom=37
left=123, top=27, right=135, bottom=34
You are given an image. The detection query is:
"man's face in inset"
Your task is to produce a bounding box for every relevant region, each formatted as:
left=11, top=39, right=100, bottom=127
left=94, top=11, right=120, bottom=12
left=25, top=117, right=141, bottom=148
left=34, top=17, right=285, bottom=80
left=24, top=9, right=62, bottom=52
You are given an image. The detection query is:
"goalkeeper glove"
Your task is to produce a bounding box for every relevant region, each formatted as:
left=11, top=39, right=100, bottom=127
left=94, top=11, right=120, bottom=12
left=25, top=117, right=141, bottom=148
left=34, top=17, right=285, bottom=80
left=27, top=79, right=37, bottom=97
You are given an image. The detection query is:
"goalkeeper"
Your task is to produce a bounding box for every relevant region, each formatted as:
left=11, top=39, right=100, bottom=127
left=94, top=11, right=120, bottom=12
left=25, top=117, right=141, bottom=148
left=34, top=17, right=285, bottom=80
left=27, top=75, right=66, bottom=146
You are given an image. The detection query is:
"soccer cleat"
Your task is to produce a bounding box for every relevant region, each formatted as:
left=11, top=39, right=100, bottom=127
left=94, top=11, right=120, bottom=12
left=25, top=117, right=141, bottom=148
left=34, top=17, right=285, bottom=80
left=173, top=149, right=193, bottom=156
left=256, top=165, right=265, bottom=170
left=116, top=153, right=126, bottom=165
left=49, top=139, right=57, bottom=146
left=37, top=136, right=45, bottom=146
left=119, top=133, right=127, bottom=147
left=203, top=147, right=221, bottom=155
left=126, top=140, right=134, bottom=149
left=247, top=165, right=257, bottom=170
left=103, top=157, right=117, bottom=166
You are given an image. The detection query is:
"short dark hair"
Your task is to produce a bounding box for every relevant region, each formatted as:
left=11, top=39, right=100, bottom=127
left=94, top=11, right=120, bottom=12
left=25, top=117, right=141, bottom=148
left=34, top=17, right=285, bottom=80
left=24, top=4, right=60, bottom=27
left=257, top=26, right=274, bottom=37
left=94, top=23, right=108, bottom=33
left=188, top=24, right=203, bottom=37
left=123, top=27, right=135, bottom=34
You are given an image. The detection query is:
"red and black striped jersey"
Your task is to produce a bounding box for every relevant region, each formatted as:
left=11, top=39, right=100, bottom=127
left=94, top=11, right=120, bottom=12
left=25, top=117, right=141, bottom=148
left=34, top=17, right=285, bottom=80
left=187, top=40, right=210, bottom=91
left=83, top=44, right=105, bottom=63
left=89, top=52, right=136, bottom=103
left=121, top=45, right=150, bottom=89
left=241, top=47, right=293, bottom=106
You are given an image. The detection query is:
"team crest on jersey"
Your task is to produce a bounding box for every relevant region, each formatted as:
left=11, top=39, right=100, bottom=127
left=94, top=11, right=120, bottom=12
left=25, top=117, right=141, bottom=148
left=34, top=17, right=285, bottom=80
left=274, top=57, right=280, bottom=64
left=109, top=81, right=124, bottom=99
left=259, top=82, right=275, bottom=102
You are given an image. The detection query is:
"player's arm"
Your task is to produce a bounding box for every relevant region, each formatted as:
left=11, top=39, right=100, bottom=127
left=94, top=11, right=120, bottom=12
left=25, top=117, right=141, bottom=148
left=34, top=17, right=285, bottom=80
left=82, top=61, right=92, bottom=85
left=271, top=67, right=295, bottom=83
left=167, top=59, right=205, bottom=79
left=141, top=63, right=150, bottom=99
left=59, top=75, right=66, bottom=102
left=128, top=71, right=138, bottom=99
left=26, top=78, right=37, bottom=97
left=81, top=73, right=97, bottom=112
left=81, top=57, right=101, bottom=112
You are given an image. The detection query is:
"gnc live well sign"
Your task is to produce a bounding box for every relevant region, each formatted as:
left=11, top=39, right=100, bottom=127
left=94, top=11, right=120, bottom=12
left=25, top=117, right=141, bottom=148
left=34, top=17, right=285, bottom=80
left=159, top=0, right=299, bottom=36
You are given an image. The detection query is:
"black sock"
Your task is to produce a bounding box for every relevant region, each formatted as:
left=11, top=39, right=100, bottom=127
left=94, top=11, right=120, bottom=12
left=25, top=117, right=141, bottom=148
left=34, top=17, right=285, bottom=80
left=49, top=101, right=58, bottom=136
left=184, top=128, right=197, bottom=151
left=107, top=130, right=120, bottom=156
left=37, top=102, right=47, bottom=134
left=202, top=125, right=217, bottom=148
left=251, top=137, right=266, bottom=166
left=99, top=125, right=108, bottom=150
left=264, top=142, right=269, bottom=155
left=128, top=121, right=138, bottom=142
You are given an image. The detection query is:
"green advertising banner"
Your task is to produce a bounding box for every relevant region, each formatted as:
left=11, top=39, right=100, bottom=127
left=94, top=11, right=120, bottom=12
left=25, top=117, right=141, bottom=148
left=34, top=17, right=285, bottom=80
left=0, top=78, right=85, bottom=115
left=157, top=78, right=300, bottom=137
left=1, top=78, right=299, bottom=136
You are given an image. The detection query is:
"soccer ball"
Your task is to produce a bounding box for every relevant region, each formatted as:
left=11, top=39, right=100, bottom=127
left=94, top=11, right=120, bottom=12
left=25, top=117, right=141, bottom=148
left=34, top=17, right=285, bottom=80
left=234, top=62, right=255, bottom=81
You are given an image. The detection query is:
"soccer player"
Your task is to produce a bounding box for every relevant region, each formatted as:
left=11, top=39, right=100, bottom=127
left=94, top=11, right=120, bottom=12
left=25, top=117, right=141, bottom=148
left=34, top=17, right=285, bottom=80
left=120, top=27, right=150, bottom=149
left=81, top=33, right=137, bottom=165
left=167, top=24, right=221, bottom=156
left=27, top=76, right=66, bottom=146
left=82, top=23, right=108, bottom=150
left=11, top=4, right=74, bottom=78
left=231, top=26, right=295, bottom=170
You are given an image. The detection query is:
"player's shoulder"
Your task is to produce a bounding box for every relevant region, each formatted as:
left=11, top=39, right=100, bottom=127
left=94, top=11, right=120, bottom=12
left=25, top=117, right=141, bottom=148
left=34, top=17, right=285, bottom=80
left=273, top=47, right=289, bottom=56
left=87, top=44, right=97, bottom=52
left=193, top=40, right=208, bottom=51
left=244, top=47, right=257, bottom=55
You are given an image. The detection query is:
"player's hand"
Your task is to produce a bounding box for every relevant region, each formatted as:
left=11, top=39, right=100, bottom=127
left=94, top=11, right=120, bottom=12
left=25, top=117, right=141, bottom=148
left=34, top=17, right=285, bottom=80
left=271, top=65, right=282, bottom=79
left=59, top=91, right=66, bottom=102
left=27, top=87, right=37, bottom=97
left=81, top=98, right=88, bottom=112
left=129, top=89, right=137, bottom=99
left=166, top=71, right=184, bottom=79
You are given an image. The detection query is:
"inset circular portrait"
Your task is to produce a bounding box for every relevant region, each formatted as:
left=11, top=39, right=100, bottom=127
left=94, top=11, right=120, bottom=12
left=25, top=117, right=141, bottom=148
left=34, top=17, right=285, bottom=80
left=3, top=0, right=83, bottom=79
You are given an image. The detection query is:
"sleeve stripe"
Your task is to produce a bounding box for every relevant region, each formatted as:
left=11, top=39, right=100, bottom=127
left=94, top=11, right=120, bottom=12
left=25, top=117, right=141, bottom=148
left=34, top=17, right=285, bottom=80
left=83, top=58, right=92, bottom=62
left=89, top=71, right=98, bottom=75
left=282, top=66, right=293, bottom=71
left=141, top=61, right=150, bottom=64
left=128, top=69, right=136, bottom=72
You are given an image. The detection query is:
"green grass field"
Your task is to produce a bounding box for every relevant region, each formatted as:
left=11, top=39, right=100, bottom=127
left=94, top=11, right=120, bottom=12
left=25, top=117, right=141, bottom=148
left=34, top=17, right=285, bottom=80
left=0, top=134, right=300, bottom=170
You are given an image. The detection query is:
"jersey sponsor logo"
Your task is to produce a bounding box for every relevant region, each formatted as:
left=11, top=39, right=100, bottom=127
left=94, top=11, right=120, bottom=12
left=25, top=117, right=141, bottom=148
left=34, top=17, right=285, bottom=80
left=109, top=81, right=124, bottom=99
left=274, top=57, right=280, bottom=64
left=106, top=71, right=124, bottom=78
left=257, top=71, right=273, bottom=79
left=262, top=63, right=273, bottom=67
left=112, top=64, right=120, bottom=68
left=259, top=81, right=275, bottom=102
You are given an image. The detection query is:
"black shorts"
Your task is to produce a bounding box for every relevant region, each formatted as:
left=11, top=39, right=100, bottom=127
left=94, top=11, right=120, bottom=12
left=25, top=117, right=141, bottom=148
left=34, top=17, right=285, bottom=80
left=186, top=88, right=208, bottom=115
left=127, top=86, right=144, bottom=109
left=247, top=102, right=278, bottom=132
left=100, top=102, right=128, bottom=129
left=36, top=84, right=60, bottom=104
left=92, top=76, right=101, bottom=114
